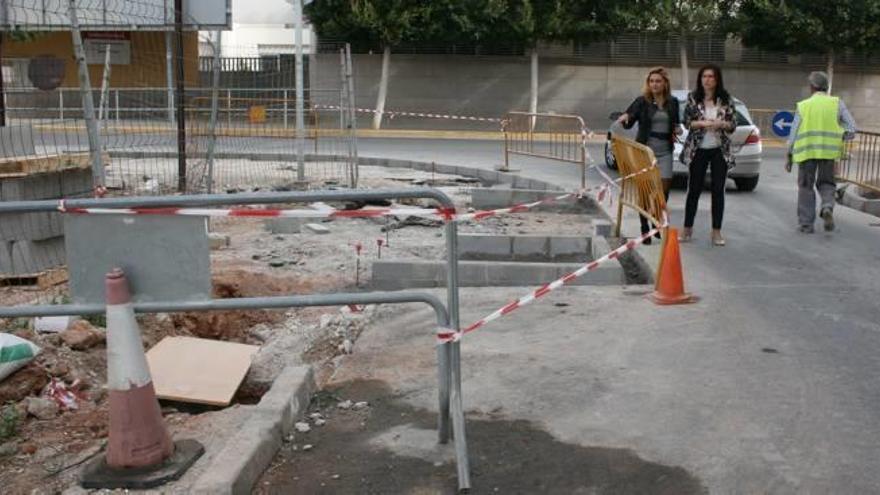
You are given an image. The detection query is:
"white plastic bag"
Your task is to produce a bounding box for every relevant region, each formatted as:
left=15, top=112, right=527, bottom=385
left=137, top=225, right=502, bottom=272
left=0, top=333, right=41, bottom=383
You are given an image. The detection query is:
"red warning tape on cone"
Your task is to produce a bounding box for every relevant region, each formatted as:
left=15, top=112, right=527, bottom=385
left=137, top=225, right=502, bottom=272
left=436, top=226, right=663, bottom=344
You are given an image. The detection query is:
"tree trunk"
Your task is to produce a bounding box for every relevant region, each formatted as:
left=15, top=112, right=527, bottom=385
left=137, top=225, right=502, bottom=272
left=679, top=31, right=689, bottom=91
left=529, top=47, right=538, bottom=115
left=372, top=45, right=390, bottom=130
left=826, top=49, right=835, bottom=94
left=0, top=33, right=5, bottom=127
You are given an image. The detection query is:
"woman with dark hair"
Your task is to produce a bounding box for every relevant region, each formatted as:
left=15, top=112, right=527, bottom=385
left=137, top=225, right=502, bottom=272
left=680, top=64, right=736, bottom=246
left=614, top=67, right=681, bottom=243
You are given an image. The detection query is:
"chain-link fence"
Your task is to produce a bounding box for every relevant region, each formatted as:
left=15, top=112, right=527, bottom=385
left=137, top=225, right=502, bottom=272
left=0, top=0, right=357, bottom=280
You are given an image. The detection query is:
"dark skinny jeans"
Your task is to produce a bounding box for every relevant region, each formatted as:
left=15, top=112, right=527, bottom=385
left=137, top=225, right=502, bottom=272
left=684, top=147, right=727, bottom=230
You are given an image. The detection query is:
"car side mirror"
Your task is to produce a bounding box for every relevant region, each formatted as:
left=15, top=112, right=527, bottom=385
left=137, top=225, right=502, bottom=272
left=609, top=111, right=623, bottom=121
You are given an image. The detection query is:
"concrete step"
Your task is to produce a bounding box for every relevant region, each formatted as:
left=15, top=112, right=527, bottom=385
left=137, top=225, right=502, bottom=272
left=371, top=259, right=623, bottom=289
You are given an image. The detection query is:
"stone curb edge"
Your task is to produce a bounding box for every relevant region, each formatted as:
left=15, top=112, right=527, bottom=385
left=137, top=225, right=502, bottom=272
left=191, top=365, right=315, bottom=495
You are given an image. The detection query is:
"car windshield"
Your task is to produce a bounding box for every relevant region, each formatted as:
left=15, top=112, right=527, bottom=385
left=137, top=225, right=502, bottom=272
left=676, top=98, right=753, bottom=128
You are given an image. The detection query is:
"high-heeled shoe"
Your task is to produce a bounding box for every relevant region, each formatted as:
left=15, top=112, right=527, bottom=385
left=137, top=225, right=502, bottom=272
left=679, top=228, right=693, bottom=243
left=711, top=231, right=726, bottom=247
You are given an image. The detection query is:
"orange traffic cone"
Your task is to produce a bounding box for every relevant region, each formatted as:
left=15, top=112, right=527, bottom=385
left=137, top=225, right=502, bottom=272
left=650, top=227, right=698, bottom=305
left=81, top=268, right=203, bottom=489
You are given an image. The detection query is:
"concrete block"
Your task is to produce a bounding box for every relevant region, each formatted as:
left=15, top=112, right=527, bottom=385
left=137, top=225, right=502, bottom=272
left=0, top=212, right=63, bottom=241
left=591, top=235, right=613, bottom=260
left=10, top=237, right=65, bottom=275
left=512, top=236, right=549, bottom=257
left=1, top=174, right=62, bottom=201
left=471, top=188, right=563, bottom=209
left=192, top=366, right=314, bottom=495
left=253, top=365, right=315, bottom=436
left=264, top=217, right=303, bottom=234
left=456, top=262, right=489, bottom=286
left=458, top=234, right=512, bottom=259
left=0, top=241, right=13, bottom=274
left=208, top=233, right=230, bottom=250
left=304, top=223, right=331, bottom=234
left=592, top=219, right=613, bottom=238
left=549, top=237, right=590, bottom=258
left=60, top=168, right=94, bottom=197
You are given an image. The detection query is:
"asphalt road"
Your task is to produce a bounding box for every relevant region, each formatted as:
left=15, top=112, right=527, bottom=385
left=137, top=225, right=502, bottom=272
left=348, top=137, right=880, bottom=494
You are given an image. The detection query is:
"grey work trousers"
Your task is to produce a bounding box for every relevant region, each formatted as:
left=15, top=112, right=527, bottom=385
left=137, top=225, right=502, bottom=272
left=797, top=159, right=836, bottom=227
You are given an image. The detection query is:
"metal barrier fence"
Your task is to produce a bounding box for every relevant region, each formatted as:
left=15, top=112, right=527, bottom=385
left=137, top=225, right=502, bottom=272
left=838, top=130, right=880, bottom=194
left=609, top=135, right=666, bottom=237
left=502, top=111, right=590, bottom=189
left=0, top=187, right=471, bottom=492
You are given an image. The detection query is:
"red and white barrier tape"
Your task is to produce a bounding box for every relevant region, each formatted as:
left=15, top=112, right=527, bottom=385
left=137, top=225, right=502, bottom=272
left=312, top=104, right=504, bottom=124
left=436, top=225, right=663, bottom=344
left=56, top=163, right=653, bottom=222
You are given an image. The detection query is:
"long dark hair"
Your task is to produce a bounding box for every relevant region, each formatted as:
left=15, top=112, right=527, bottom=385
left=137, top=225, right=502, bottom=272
left=693, top=64, right=730, bottom=105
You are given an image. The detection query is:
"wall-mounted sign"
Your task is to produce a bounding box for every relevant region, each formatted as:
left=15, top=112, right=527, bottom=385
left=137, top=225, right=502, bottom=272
left=83, top=32, right=131, bottom=65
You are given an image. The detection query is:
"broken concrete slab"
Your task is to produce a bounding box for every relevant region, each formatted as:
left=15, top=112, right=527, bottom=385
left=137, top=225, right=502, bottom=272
left=264, top=218, right=304, bottom=234
left=304, top=223, right=331, bottom=234
left=208, top=233, right=230, bottom=250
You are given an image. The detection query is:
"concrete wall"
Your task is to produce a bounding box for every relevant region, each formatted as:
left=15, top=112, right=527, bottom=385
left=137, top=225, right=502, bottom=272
left=313, top=53, right=880, bottom=131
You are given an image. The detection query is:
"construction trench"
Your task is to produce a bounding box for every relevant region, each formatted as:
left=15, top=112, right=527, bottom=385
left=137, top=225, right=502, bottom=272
left=0, top=159, right=660, bottom=494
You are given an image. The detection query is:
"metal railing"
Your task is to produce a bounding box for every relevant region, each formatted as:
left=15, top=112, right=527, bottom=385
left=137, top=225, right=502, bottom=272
left=502, top=111, right=590, bottom=189
left=609, top=135, right=666, bottom=237
left=838, top=130, right=880, bottom=194
left=0, top=187, right=471, bottom=491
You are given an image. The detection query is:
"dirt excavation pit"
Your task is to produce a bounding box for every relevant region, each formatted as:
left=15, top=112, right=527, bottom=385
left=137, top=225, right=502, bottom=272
left=256, top=379, right=707, bottom=495
left=0, top=164, right=649, bottom=493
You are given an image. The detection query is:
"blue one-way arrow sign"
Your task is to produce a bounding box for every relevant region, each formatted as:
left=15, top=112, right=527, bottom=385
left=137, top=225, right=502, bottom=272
left=772, top=111, right=795, bottom=138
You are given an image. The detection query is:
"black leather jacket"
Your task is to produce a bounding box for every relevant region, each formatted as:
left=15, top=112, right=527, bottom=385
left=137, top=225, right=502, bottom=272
left=622, top=96, right=681, bottom=151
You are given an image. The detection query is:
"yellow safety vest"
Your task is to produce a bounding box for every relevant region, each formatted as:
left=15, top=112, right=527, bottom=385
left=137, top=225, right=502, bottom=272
left=792, top=93, right=844, bottom=163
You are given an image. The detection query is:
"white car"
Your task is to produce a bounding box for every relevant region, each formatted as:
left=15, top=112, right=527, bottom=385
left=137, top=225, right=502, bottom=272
left=605, top=90, right=762, bottom=191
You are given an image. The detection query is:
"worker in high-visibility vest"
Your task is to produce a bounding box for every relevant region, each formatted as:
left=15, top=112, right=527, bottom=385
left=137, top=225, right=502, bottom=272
left=785, top=71, right=857, bottom=234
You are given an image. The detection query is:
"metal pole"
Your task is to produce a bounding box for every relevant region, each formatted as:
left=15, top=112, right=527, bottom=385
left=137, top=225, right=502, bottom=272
left=0, top=34, right=5, bottom=127
left=115, top=89, right=120, bottom=122
left=345, top=44, right=358, bottom=187
left=174, top=0, right=187, bottom=192
left=205, top=31, right=222, bottom=194
left=445, top=219, right=471, bottom=491
left=98, top=45, right=111, bottom=122
left=283, top=89, right=288, bottom=128
left=59, top=90, right=64, bottom=120
left=293, top=0, right=305, bottom=183
left=165, top=31, right=175, bottom=123
left=68, top=0, right=105, bottom=188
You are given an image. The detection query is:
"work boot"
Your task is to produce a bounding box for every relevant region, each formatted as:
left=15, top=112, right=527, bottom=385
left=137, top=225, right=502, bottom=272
left=820, top=207, right=835, bottom=232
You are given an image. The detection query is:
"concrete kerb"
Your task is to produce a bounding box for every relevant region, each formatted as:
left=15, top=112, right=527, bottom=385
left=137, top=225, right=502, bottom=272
left=839, top=185, right=880, bottom=217
left=192, top=365, right=315, bottom=495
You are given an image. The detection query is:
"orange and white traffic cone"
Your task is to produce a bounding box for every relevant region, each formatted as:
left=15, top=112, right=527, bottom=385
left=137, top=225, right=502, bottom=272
left=81, top=268, right=203, bottom=489
left=650, top=227, right=698, bottom=305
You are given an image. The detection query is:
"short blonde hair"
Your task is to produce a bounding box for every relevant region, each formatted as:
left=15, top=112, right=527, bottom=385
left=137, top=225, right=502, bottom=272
left=642, top=67, right=671, bottom=104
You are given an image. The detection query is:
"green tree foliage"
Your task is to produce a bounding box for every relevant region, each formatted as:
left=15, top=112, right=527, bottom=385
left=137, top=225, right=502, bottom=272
left=737, top=0, right=880, bottom=55
left=737, top=0, right=880, bottom=91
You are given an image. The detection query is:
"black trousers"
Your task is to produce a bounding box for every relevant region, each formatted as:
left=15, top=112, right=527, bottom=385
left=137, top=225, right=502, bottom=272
left=639, top=188, right=670, bottom=235
left=684, top=148, right=727, bottom=230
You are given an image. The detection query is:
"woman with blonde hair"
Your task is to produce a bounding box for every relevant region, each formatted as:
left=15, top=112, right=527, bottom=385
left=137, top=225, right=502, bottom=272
left=615, top=67, right=681, bottom=242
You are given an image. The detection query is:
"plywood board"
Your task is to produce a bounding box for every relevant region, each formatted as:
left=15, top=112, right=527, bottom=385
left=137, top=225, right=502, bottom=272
left=0, top=152, right=109, bottom=178
left=146, top=336, right=259, bottom=407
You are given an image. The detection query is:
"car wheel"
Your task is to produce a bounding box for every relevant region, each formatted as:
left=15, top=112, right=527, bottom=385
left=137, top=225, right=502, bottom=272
left=604, top=138, right=617, bottom=170
left=734, top=176, right=759, bottom=192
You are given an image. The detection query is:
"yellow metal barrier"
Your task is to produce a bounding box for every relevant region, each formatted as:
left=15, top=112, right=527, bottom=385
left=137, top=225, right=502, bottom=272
left=609, top=134, right=667, bottom=237
left=838, top=131, right=880, bottom=194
